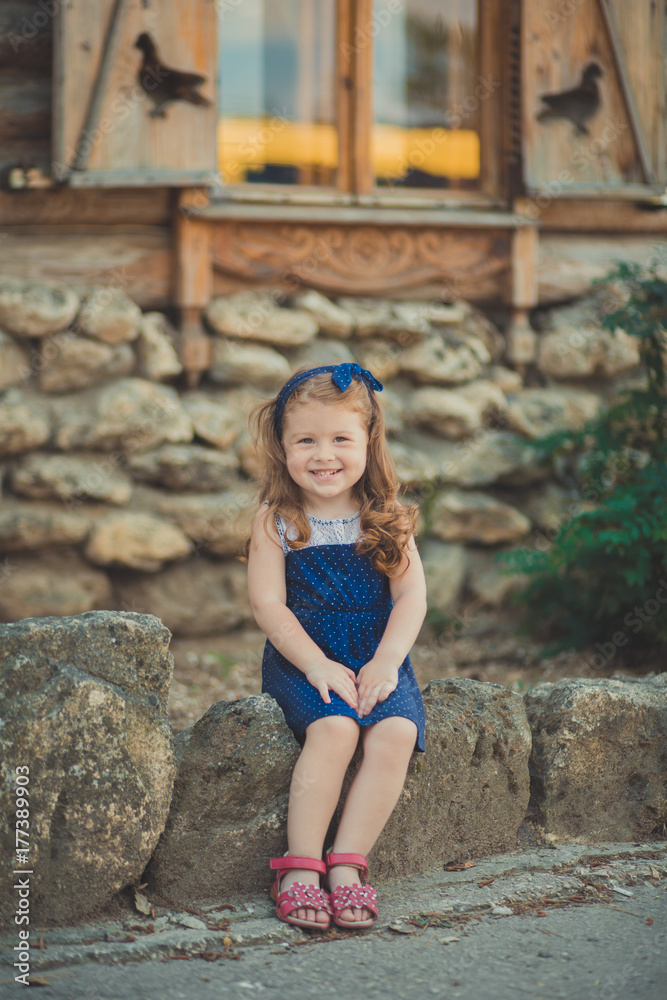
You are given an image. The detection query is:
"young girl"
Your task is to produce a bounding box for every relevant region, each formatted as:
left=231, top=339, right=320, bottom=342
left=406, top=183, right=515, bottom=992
left=247, top=362, right=426, bottom=932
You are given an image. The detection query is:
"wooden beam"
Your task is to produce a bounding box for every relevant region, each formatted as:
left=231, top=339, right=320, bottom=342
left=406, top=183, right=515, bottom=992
left=352, top=0, right=374, bottom=195
left=174, top=188, right=212, bottom=386
left=598, top=0, right=655, bottom=185
left=337, top=0, right=353, bottom=193
left=70, top=0, right=131, bottom=174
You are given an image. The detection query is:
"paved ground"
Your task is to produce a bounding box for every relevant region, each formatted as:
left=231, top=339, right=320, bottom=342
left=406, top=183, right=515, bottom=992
left=2, top=840, right=665, bottom=1000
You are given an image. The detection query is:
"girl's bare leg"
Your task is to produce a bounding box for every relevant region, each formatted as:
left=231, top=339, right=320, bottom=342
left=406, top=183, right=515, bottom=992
left=329, top=716, right=417, bottom=922
left=281, top=715, right=360, bottom=925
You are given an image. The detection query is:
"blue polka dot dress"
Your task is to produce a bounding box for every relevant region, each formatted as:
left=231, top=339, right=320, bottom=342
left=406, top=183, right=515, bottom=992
left=261, top=512, right=426, bottom=752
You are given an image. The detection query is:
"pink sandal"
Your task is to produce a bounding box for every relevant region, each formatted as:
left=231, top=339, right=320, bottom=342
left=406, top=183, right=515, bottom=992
left=325, top=852, right=378, bottom=929
left=269, top=856, right=332, bottom=932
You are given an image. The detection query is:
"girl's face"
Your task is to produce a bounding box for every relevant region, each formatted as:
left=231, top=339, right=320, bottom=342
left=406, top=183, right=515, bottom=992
left=281, top=400, right=369, bottom=517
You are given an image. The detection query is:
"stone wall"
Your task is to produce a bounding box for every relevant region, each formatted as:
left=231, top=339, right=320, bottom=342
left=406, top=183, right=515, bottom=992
left=0, top=275, right=641, bottom=632
left=1, top=612, right=664, bottom=926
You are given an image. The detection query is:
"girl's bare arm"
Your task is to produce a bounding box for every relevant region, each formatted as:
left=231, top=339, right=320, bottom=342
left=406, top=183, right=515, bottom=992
left=247, top=507, right=359, bottom=710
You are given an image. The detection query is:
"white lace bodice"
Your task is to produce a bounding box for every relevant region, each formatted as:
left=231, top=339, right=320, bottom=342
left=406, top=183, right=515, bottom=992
left=276, top=512, right=361, bottom=556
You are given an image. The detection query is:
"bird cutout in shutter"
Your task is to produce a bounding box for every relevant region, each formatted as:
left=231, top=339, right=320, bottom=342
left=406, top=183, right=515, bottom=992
left=536, top=62, right=603, bottom=137
left=135, top=33, right=211, bottom=119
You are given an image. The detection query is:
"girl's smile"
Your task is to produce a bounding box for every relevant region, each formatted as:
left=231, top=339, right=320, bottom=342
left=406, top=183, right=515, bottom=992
left=282, top=401, right=368, bottom=517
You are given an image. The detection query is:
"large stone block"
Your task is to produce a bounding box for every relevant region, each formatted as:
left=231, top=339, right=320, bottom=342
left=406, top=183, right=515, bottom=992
left=145, top=695, right=300, bottom=904
left=113, top=557, right=251, bottom=636
left=0, top=549, right=112, bottom=622
left=77, top=287, right=142, bottom=344
left=0, top=389, right=50, bottom=458
left=524, top=676, right=667, bottom=841
left=0, top=612, right=175, bottom=926
left=366, top=679, right=532, bottom=878
left=146, top=679, right=531, bottom=903
left=0, top=277, right=79, bottom=338
left=207, top=292, right=318, bottom=347
left=51, top=378, right=193, bottom=453
left=37, top=333, right=135, bottom=393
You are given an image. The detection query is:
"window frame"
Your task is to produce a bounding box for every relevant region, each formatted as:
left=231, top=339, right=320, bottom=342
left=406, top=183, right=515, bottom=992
left=216, top=0, right=512, bottom=208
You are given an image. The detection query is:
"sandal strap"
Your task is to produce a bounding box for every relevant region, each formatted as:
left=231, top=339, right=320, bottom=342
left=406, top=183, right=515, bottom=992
left=275, top=881, right=333, bottom=918
left=325, top=852, right=369, bottom=881
left=329, top=882, right=378, bottom=916
left=270, top=855, right=327, bottom=879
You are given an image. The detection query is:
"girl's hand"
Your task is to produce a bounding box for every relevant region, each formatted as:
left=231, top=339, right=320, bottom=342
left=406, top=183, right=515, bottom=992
left=356, top=658, right=399, bottom=717
left=304, top=660, right=359, bottom=711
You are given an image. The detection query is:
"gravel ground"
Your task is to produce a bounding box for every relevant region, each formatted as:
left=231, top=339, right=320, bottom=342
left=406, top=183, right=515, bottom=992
left=3, top=840, right=665, bottom=1000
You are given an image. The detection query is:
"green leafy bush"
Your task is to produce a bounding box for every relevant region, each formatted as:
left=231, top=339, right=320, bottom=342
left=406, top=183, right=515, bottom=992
left=501, top=258, right=667, bottom=655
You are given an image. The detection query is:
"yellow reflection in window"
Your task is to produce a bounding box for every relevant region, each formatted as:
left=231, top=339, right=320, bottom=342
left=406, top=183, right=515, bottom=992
left=372, top=125, right=480, bottom=183
left=218, top=118, right=338, bottom=185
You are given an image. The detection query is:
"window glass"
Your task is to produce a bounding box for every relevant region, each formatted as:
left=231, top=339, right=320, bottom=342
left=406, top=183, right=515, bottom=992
left=218, top=0, right=337, bottom=185
left=373, top=0, right=481, bottom=189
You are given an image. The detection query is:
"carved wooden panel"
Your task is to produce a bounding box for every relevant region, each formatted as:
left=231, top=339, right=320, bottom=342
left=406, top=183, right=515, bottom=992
left=210, top=222, right=510, bottom=299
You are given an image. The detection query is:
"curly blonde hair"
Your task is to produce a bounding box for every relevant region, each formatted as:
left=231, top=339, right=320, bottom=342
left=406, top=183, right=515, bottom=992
left=245, top=369, right=417, bottom=577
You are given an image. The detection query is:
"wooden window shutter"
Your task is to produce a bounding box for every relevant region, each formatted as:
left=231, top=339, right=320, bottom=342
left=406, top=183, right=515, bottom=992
left=53, top=0, right=218, bottom=187
left=521, top=0, right=666, bottom=199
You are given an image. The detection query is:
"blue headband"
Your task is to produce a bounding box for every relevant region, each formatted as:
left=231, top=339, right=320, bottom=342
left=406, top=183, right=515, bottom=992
left=274, top=363, right=383, bottom=434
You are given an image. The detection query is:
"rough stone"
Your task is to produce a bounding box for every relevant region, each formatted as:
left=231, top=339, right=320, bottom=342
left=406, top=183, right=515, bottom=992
left=136, top=312, right=183, bottom=381
left=0, top=330, right=30, bottom=390
left=466, top=549, right=528, bottom=608
left=0, top=613, right=175, bottom=926
left=409, top=387, right=483, bottom=439
left=453, top=299, right=506, bottom=362
left=520, top=483, right=582, bottom=535
left=0, top=548, right=112, bottom=621
left=379, top=388, right=407, bottom=436
left=429, top=490, right=532, bottom=545
left=0, top=277, right=79, bottom=338
left=537, top=322, right=639, bottom=380
left=364, top=679, right=532, bottom=878
left=0, top=389, right=50, bottom=457
left=181, top=390, right=245, bottom=450
left=399, top=429, right=548, bottom=488
left=209, top=338, right=290, bottom=386
left=401, top=334, right=483, bottom=384
left=85, top=512, right=191, bottom=572
left=125, top=445, right=240, bottom=492
left=354, top=338, right=401, bottom=383
left=147, top=679, right=531, bottom=900
left=488, top=365, right=523, bottom=394
left=421, top=540, right=467, bottom=612
left=152, top=488, right=253, bottom=557
left=37, top=332, right=135, bottom=393
left=77, top=287, right=142, bottom=344
left=0, top=500, right=91, bottom=551
left=290, top=289, right=354, bottom=338
left=207, top=292, right=318, bottom=347
left=286, top=337, right=355, bottom=370
left=113, top=558, right=251, bottom=636
left=337, top=298, right=430, bottom=344
left=524, top=675, right=667, bottom=840
left=52, top=378, right=193, bottom=453
left=506, top=388, right=601, bottom=439
left=145, top=695, right=300, bottom=903
left=388, top=440, right=439, bottom=487
left=10, top=452, right=133, bottom=505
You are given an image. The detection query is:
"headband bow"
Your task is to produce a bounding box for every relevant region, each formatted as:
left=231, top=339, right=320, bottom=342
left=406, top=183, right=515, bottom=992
left=274, top=363, right=383, bottom=433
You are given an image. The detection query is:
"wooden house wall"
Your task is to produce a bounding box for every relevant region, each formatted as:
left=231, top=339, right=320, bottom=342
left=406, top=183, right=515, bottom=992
left=0, top=1, right=665, bottom=313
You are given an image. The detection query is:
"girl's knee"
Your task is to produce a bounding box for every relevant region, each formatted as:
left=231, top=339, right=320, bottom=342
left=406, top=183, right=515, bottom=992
left=363, top=717, right=417, bottom=760
left=305, top=715, right=360, bottom=753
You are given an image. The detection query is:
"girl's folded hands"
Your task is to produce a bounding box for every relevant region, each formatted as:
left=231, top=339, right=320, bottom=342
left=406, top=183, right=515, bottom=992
left=356, top=658, right=399, bottom=718
left=304, top=659, right=359, bottom=711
